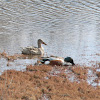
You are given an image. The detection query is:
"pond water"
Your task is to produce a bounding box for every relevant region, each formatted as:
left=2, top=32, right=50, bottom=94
left=0, top=0, right=100, bottom=73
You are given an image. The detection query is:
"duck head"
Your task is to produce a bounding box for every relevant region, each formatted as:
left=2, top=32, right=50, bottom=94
left=38, top=39, right=47, bottom=45
left=64, top=57, right=75, bottom=66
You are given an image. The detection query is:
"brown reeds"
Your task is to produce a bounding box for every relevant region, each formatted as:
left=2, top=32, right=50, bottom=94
left=0, top=51, right=100, bottom=99
left=0, top=64, right=100, bottom=100
left=0, top=51, right=28, bottom=61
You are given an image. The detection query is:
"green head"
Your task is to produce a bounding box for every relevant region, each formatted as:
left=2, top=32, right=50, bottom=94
left=64, top=57, right=75, bottom=65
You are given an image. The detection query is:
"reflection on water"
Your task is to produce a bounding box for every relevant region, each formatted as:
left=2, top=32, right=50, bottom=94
left=0, top=0, right=100, bottom=72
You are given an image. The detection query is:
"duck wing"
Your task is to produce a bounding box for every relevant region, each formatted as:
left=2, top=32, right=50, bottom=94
left=22, top=46, right=40, bottom=54
left=24, top=46, right=37, bottom=50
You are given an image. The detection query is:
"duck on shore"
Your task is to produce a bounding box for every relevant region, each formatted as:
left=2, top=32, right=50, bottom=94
left=22, top=39, right=47, bottom=55
left=39, top=56, right=75, bottom=66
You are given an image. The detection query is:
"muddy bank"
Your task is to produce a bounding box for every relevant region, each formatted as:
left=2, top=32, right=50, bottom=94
left=0, top=64, right=100, bottom=100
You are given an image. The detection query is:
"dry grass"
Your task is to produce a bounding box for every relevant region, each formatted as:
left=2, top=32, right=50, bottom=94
left=0, top=51, right=30, bottom=61
left=96, top=53, right=100, bottom=56
left=96, top=72, right=100, bottom=77
left=98, top=63, right=100, bottom=67
left=71, top=67, right=87, bottom=80
left=0, top=51, right=100, bottom=99
left=0, top=64, right=100, bottom=100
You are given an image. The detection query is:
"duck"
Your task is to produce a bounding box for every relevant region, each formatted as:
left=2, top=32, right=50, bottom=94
left=22, top=39, right=47, bottom=55
left=39, top=56, right=75, bottom=66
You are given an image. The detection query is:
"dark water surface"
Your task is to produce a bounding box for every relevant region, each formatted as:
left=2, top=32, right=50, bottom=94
left=0, top=0, right=100, bottom=73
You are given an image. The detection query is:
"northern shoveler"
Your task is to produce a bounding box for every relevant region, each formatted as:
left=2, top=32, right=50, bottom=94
left=22, top=39, right=47, bottom=55
left=40, top=56, right=75, bottom=66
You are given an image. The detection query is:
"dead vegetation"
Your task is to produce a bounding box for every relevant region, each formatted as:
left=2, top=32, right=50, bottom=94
left=0, top=64, right=100, bottom=100
left=0, top=51, right=35, bottom=61
left=0, top=51, right=100, bottom=99
left=71, top=67, right=87, bottom=80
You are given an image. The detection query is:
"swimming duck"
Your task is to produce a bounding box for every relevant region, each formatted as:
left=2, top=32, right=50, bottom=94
left=22, top=39, right=47, bottom=55
left=40, top=56, right=75, bottom=66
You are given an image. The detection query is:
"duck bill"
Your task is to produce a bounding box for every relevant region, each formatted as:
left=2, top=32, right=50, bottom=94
left=42, top=42, right=47, bottom=45
left=72, top=63, right=75, bottom=66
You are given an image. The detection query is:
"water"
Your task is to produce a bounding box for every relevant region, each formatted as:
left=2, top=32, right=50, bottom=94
left=0, top=0, right=100, bottom=73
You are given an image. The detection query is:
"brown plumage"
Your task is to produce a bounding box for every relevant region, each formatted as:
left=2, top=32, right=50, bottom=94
left=49, top=60, right=63, bottom=66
